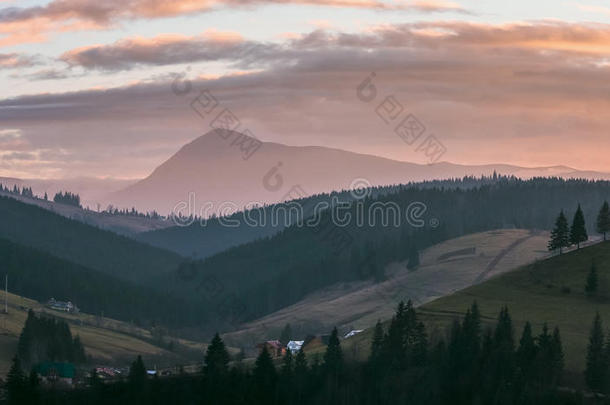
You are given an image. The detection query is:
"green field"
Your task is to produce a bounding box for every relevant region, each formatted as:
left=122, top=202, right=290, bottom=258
left=342, top=240, right=610, bottom=377
left=419, top=240, right=610, bottom=372
left=0, top=292, right=224, bottom=376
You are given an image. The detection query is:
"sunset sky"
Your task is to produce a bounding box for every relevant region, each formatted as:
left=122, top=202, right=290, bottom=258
left=1, top=0, right=610, bottom=179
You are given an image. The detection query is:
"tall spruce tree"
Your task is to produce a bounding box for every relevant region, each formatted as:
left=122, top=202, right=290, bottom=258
left=534, top=323, right=564, bottom=388
left=128, top=355, right=147, bottom=390
left=294, top=348, right=308, bottom=376
left=280, top=323, right=292, bottom=346
left=462, top=301, right=482, bottom=359
left=550, top=326, right=564, bottom=385
left=6, top=356, right=25, bottom=405
left=410, top=320, right=428, bottom=366
left=370, top=320, right=384, bottom=363
left=203, top=333, right=230, bottom=378
left=586, top=261, right=599, bottom=296
left=597, top=201, right=610, bottom=241
left=324, top=327, right=344, bottom=375
left=279, top=349, right=294, bottom=404
left=281, top=349, right=293, bottom=378
left=549, top=210, right=570, bottom=254
left=382, top=301, right=408, bottom=369
left=603, top=333, right=610, bottom=394
left=517, top=322, right=536, bottom=378
left=585, top=313, right=606, bottom=392
left=253, top=346, right=278, bottom=404
left=570, top=204, right=588, bottom=249
left=294, top=349, right=308, bottom=404
left=491, top=306, right=515, bottom=388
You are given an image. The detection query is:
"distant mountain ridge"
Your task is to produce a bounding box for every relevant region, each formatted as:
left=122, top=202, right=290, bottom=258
left=109, top=130, right=610, bottom=214
left=0, top=176, right=134, bottom=207
left=0, top=188, right=171, bottom=235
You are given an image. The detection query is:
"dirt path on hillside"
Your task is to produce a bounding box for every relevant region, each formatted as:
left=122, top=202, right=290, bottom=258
left=473, top=230, right=541, bottom=283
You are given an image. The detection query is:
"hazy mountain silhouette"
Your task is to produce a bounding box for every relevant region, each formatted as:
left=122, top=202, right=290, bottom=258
left=109, top=129, right=610, bottom=215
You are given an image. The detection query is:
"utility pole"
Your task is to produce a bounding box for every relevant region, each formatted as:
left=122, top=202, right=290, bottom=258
left=4, top=274, right=7, bottom=314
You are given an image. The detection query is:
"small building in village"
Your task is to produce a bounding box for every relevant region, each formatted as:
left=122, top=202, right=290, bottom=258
left=287, top=340, right=305, bottom=354
left=46, top=298, right=79, bottom=314
left=344, top=330, right=364, bottom=339
left=93, top=366, right=126, bottom=381
left=35, top=362, right=75, bottom=386
left=257, top=340, right=286, bottom=358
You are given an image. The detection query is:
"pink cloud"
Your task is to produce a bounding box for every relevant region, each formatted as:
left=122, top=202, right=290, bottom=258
left=0, top=52, right=39, bottom=68
left=60, top=30, right=262, bottom=71
left=0, top=0, right=467, bottom=46
left=4, top=20, right=610, bottom=177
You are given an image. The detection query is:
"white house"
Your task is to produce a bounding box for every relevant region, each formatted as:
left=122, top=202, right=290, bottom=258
left=46, top=298, right=79, bottom=313
left=287, top=340, right=304, bottom=354
left=344, top=330, right=364, bottom=339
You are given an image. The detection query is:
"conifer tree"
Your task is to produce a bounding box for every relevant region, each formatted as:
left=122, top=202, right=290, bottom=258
left=128, top=355, right=147, bottom=390
left=494, top=306, right=515, bottom=351
left=6, top=356, right=25, bottom=405
left=585, top=313, right=606, bottom=392
left=586, top=261, right=598, bottom=296
left=517, top=322, right=536, bottom=377
left=462, top=301, right=482, bottom=359
left=280, top=323, right=292, bottom=346
left=535, top=324, right=554, bottom=388
left=294, top=349, right=308, bottom=403
left=279, top=349, right=294, bottom=404
left=295, top=348, right=307, bottom=375
left=603, top=333, right=610, bottom=394
left=597, top=201, right=610, bottom=241
left=411, top=320, right=428, bottom=366
left=281, top=349, right=293, bottom=378
left=324, top=327, right=344, bottom=403
left=203, top=333, right=230, bottom=378
left=550, top=326, right=564, bottom=385
left=570, top=204, right=588, bottom=249
left=370, top=320, right=384, bottom=363
left=324, top=327, right=344, bottom=375
left=491, top=306, right=515, bottom=388
left=548, top=210, right=570, bottom=254
left=27, top=368, right=40, bottom=404
left=253, top=346, right=277, bottom=404
left=382, top=301, right=407, bottom=369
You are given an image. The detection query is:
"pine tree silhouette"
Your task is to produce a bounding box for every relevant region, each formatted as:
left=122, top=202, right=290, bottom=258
left=585, top=261, right=598, bottom=296
left=597, top=201, right=610, bottom=241
left=585, top=313, right=606, bottom=392
left=548, top=210, right=570, bottom=254
left=570, top=204, right=588, bottom=249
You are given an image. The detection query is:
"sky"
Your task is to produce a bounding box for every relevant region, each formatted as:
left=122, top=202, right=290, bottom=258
left=0, top=0, right=610, bottom=179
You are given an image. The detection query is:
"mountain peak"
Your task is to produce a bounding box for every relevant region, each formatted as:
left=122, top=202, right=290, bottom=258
left=190, top=129, right=261, bottom=146
left=110, top=135, right=610, bottom=215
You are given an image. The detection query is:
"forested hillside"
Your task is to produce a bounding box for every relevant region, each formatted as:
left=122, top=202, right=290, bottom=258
left=167, top=177, right=610, bottom=331
left=138, top=176, right=513, bottom=259
left=0, top=238, right=196, bottom=327
left=0, top=196, right=182, bottom=284
left=138, top=192, right=364, bottom=258
left=2, top=178, right=609, bottom=334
